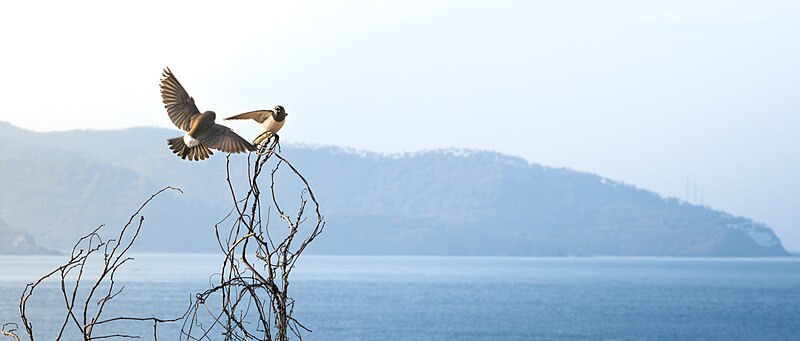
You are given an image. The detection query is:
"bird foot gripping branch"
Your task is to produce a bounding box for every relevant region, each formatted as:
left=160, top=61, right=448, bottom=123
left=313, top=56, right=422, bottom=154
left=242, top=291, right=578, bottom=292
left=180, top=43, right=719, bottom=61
left=254, top=133, right=281, bottom=156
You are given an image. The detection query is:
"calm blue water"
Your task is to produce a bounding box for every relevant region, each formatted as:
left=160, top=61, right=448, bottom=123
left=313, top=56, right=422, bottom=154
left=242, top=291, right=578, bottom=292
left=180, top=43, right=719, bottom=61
left=0, top=255, right=798, bottom=340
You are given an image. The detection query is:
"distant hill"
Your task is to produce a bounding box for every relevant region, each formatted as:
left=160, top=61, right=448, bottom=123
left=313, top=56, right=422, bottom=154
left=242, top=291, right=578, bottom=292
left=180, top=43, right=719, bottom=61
left=0, top=217, right=51, bottom=255
left=0, top=121, right=789, bottom=256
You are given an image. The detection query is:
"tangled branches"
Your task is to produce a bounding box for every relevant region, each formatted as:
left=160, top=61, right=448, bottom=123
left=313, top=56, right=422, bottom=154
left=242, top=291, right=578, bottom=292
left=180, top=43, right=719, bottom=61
left=4, top=186, right=185, bottom=341
left=181, top=137, right=325, bottom=341
left=4, top=136, right=324, bottom=341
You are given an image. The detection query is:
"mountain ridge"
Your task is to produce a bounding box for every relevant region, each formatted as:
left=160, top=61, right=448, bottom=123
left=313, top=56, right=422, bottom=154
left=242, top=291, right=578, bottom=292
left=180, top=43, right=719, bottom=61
left=0, top=121, right=789, bottom=256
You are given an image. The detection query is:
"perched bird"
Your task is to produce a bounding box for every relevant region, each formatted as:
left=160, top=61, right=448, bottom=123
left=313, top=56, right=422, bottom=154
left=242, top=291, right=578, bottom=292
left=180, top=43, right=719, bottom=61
left=160, top=67, right=255, bottom=161
left=224, top=105, right=288, bottom=145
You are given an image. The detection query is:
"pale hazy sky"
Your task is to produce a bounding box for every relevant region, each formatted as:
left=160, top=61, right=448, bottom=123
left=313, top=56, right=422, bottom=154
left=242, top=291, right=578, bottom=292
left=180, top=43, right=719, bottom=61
left=1, top=1, right=798, bottom=249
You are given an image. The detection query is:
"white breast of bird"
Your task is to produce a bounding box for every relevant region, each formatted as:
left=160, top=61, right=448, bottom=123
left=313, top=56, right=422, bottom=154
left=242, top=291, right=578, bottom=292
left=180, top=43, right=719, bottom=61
left=261, top=116, right=286, bottom=134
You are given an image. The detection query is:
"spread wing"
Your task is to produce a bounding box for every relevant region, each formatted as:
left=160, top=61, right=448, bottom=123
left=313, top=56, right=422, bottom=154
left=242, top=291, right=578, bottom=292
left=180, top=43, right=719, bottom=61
left=196, top=124, right=256, bottom=153
left=225, top=110, right=273, bottom=123
left=160, top=67, right=201, bottom=131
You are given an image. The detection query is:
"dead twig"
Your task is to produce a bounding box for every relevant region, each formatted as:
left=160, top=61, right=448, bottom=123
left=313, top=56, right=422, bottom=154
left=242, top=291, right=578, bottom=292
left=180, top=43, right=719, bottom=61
left=183, top=135, right=325, bottom=341
left=9, top=186, right=184, bottom=341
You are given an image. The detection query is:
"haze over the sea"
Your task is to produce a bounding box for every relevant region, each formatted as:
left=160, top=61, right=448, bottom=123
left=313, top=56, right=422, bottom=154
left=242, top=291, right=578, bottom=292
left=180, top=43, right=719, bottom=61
left=0, top=1, right=797, bottom=249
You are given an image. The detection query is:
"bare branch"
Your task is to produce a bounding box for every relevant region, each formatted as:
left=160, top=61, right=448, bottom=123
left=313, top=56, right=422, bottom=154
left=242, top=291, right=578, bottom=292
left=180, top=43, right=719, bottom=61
left=10, top=186, right=184, bottom=341
left=5, top=137, right=324, bottom=341
left=183, top=136, right=325, bottom=340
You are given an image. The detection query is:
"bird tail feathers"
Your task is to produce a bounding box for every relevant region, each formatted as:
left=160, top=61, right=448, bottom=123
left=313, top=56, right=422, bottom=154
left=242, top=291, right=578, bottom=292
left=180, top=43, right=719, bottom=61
left=167, top=136, right=213, bottom=161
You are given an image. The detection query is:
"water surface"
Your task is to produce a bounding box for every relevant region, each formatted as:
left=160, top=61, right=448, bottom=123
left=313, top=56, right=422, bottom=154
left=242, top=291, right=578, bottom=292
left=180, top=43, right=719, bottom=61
left=1, top=255, right=798, bottom=340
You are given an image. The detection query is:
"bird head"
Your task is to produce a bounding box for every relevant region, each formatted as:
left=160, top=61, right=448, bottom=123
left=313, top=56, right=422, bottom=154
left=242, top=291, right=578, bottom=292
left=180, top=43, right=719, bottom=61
left=203, top=110, right=217, bottom=120
left=273, top=105, right=287, bottom=120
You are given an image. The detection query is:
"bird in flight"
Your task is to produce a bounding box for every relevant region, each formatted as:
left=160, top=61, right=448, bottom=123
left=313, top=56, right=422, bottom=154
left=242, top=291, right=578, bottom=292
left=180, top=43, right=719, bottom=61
left=225, top=105, right=288, bottom=145
left=160, top=67, right=255, bottom=161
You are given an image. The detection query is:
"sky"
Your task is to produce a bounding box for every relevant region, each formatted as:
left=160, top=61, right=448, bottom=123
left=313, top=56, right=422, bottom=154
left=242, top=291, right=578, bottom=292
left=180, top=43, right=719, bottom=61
left=0, top=1, right=798, bottom=249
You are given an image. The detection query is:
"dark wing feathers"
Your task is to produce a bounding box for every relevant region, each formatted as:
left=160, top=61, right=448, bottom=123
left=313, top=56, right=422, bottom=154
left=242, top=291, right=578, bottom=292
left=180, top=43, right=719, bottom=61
left=196, top=124, right=256, bottom=154
left=225, top=110, right=272, bottom=123
left=161, top=67, right=256, bottom=160
left=161, top=67, right=201, bottom=131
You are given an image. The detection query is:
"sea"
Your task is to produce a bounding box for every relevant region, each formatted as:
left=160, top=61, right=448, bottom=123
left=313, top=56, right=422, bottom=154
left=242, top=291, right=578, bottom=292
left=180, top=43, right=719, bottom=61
left=0, top=255, right=798, bottom=340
